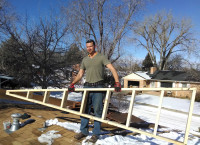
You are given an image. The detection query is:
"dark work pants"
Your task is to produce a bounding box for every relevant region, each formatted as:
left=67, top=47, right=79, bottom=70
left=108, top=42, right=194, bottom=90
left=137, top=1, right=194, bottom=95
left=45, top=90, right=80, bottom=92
left=80, top=84, right=104, bottom=136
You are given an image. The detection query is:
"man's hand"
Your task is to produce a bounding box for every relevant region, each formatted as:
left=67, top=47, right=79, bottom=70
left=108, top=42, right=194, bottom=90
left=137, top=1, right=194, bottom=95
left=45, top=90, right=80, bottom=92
left=114, top=82, right=121, bottom=92
left=68, top=83, right=75, bottom=92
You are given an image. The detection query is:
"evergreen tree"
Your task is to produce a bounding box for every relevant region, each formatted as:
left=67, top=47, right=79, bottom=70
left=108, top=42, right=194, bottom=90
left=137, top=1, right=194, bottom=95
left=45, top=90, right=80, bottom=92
left=0, top=37, right=33, bottom=87
left=142, top=53, right=154, bottom=71
left=64, top=43, right=83, bottom=81
left=65, top=43, right=83, bottom=66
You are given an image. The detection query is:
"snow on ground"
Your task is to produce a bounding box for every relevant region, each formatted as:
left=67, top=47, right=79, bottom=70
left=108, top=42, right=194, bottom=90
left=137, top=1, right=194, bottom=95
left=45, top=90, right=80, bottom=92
left=42, top=92, right=200, bottom=145
left=109, top=94, right=200, bottom=132
left=133, top=94, right=200, bottom=115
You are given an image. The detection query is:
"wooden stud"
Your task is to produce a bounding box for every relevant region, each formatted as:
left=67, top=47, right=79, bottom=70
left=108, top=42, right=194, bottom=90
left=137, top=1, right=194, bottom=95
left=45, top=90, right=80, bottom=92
left=153, top=90, right=164, bottom=135
left=101, top=90, right=111, bottom=120
left=184, top=89, right=197, bottom=144
left=60, top=91, right=69, bottom=108
left=80, top=90, right=89, bottom=114
left=26, top=91, right=33, bottom=99
left=43, top=91, right=50, bottom=103
left=126, top=90, right=136, bottom=127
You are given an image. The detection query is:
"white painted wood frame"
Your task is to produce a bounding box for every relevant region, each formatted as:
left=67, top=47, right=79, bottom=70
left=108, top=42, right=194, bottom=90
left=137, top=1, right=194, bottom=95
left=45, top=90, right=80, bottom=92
left=6, top=87, right=196, bottom=145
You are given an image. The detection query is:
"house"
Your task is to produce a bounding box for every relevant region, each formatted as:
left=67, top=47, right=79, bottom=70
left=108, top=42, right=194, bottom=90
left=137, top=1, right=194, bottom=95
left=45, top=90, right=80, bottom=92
left=123, top=67, right=200, bottom=98
left=123, top=71, right=151, bottom=88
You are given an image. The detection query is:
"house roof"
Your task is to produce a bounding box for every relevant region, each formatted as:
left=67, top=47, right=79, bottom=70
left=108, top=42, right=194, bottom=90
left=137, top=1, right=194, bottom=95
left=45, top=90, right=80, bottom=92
left=150, top=70, right=199, bottom=82
left=123, top=69, right=200, bottom=83
left=123, top=71, right=151, bottom=80
left=135, top=71, right=151, bottom=79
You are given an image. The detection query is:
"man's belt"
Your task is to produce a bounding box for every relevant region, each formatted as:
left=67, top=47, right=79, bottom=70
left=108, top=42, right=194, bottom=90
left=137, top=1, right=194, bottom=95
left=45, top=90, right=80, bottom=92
left=84, top=80, right=104, bottom=86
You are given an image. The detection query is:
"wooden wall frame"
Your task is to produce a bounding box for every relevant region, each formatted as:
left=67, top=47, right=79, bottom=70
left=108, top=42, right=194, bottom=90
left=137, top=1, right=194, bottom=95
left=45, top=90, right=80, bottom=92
left=6, top=88, right=196, bottom=145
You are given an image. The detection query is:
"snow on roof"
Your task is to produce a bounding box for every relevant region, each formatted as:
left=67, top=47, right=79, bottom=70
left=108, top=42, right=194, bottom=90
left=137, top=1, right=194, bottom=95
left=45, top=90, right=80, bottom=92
left=134, top=71, right=151, bottom=79
left=123, top=71, right=151, bottom=80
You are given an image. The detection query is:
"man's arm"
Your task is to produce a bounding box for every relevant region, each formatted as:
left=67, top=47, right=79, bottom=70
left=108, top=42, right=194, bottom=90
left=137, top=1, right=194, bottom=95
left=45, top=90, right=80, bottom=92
left=72, top=69, right=85, bottom=84
left=106, top=63, right=121, bottom=92
left=106, top=63, right=119, bottom=82
left=68, top=69, right=85, bottom=92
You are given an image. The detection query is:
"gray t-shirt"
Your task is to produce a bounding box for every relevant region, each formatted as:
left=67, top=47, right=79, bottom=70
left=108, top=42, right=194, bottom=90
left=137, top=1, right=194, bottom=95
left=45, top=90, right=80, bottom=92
left=80, top=53, right=111, bottom=83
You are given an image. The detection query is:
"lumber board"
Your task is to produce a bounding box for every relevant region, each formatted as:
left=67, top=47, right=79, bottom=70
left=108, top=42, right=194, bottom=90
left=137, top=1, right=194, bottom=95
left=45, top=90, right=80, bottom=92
left=60, top=90, right=68, bottom=108
left=102, top=90, right=111, bottom=120
left=126, top=90, right=136, bottom=127
left=43, top=91, right=50, bottom=103
left=153, top=90, right=164, bottom=135
left=184, top=89, right=196, bottom=144
left=80, top=90, right=89, bottom=114
left=26, top=91, right=33, bottom=99
left=6, top=87, right=195, bottom=92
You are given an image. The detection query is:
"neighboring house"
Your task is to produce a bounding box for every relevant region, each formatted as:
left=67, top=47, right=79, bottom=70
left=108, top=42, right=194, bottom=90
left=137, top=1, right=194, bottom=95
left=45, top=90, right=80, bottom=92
left=123, top=71, right=151, bottom=88
left=123, top=67, right=200, bottom=98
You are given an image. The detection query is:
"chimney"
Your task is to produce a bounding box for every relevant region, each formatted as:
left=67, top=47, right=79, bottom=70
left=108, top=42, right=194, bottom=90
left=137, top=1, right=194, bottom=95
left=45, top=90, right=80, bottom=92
left=150, top=67, right=157, bottom=74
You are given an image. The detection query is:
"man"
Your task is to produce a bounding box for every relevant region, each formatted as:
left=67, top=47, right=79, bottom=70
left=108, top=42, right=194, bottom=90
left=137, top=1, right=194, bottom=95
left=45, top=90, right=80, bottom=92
left=68, top=39, right=121, bottom=143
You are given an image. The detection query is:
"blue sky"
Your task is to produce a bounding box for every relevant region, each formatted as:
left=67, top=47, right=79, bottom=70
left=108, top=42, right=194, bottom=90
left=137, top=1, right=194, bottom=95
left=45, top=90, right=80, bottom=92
left=7, top=0, right=62, bottom=18
left=7, top=0, right=200, bottom=61
left=145, top=0, right=200, bottom=32
left=8, top=0, right=200, bottom=31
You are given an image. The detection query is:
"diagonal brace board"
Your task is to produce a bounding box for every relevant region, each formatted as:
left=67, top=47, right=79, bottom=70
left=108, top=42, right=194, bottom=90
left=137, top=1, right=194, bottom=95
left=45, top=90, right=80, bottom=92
left=6, top=87, right=196, bottom=145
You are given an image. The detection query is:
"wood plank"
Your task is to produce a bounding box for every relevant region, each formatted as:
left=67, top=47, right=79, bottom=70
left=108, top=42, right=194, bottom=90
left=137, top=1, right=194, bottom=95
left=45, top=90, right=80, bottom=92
left=184, top=89, right=196, bottom=144
left=43, top=91, right=50, bottom=103
left=7, top=87, right=196, bottom=92
left=80, top=90, right=89, bottom=113
left=101, top=90, right=111, bottom=120
left=126, top=90, right=136, bottom=127
left=60, top=91, right=69, bottom=108
left=153, top=90, right=164, bottom=135
left=26, top=91, right=33, bottom=99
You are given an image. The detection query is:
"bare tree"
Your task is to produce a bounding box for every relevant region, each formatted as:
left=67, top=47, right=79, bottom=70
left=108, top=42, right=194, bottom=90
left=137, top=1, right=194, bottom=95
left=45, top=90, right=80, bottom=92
left=115, top=55, right=142, bottom=73
left=165, top=54, right=185, bottom=71
left=1, top=15, right=69, bottom=88
left=0, top=0, right=17, bottom=42
left=61, top=0, right=146, bottom=62
left=134, top=11, right=196, bottom=70
left=0, top=0, right=7, bottom=31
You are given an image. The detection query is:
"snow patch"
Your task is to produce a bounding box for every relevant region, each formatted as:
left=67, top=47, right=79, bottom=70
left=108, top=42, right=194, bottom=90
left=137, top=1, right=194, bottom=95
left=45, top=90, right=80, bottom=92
left=46, top=118, right=81, bottom=133
left=38, top=130, right=61, bottom=145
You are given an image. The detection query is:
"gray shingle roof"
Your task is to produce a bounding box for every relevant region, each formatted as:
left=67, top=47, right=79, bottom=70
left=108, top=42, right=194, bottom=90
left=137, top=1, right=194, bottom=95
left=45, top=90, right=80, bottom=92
left=150, top=70, right=199, bottom=82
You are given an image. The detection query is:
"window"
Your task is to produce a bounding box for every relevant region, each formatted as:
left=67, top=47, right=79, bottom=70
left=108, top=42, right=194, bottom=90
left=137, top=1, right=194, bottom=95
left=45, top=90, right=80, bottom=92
left=161, top=82, right=172, bottom=88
